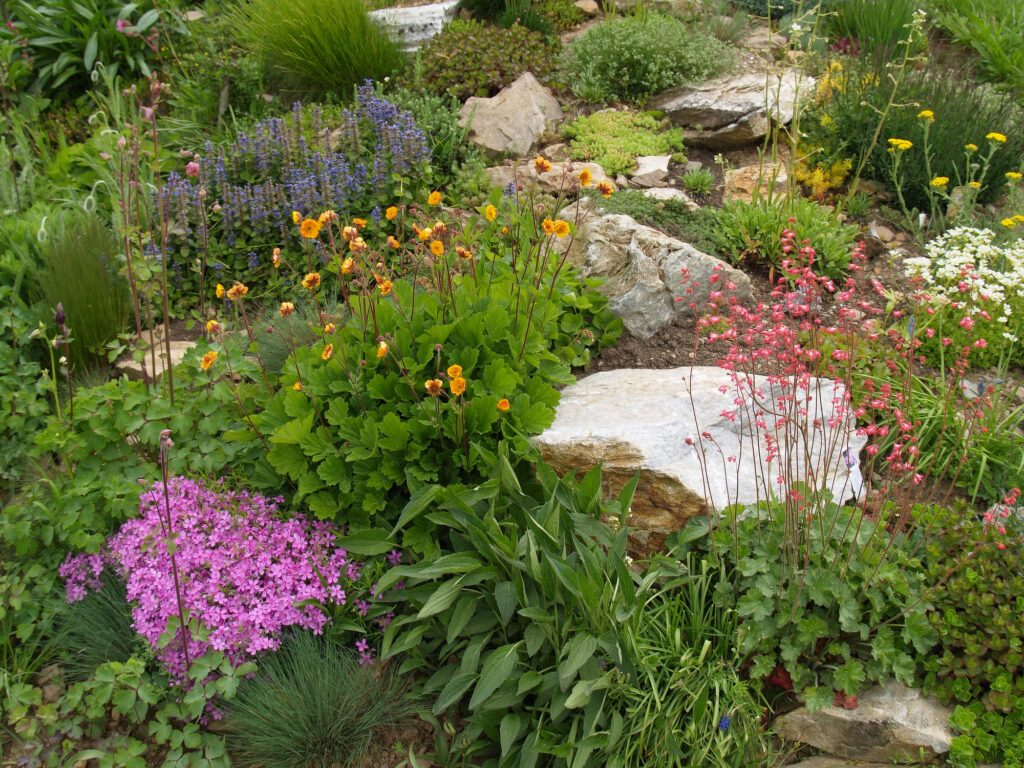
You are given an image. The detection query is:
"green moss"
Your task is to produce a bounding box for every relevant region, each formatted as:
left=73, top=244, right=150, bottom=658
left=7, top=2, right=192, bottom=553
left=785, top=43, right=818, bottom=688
left=564, top=110, right=686, bottom=176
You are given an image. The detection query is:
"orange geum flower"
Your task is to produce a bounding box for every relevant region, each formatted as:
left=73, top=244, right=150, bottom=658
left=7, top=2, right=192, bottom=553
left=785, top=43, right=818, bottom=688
left=216, top=283, right=225, bottom=299
left=430, top=240, right=445, bottom=257
left=272, top=248, right=282, bottom=268
left=425, top=379, right=442, bottom=396
left=324, top=323, right=336, bottom=334
left=318, top=210, right=337, bottom=225
left=552, top=220, right=570, bottom=238
left=497, top=398, right=510, bottom=412
left=579, top=167, right=593, bottom=187
left=292, top=211, right=301, bottom=225
left=428, top=190, right=442, bottom=205
left=534, top=156, right=552, bottom=174
left=321, top=344, right=334, bottom=361
left=300, top=218, right=322, bottom=239
left=341, top=257, right=354, bottom=273
left=349, top=236, right=367, bottom=253
left=342, top=225, right=358, bottom=241
left=447, top=364, right=462, bottom=378
left=379, top=279, right=393, bottom=296
left=541, top=219, right=555, bottom=235
left=352, top=217, right=367, bottom=228
left=385, top=206, right=398, bottom=220
left=279, top=301, right=295, bottom=317
left=376, top=340, right=389, bottom=358
left=484, top=204, right=497, bottom=222
left=418, top=227, right=433, bottom=241
left=302, top=272, right=321, bottom=290
left=455, top=246, right=472, bottom=259
left=597, top=179, right=614, bottom=197
left=387, top=236, right=401, bottom=249
left=226, top=282, right=248, bottom=301
left=450, top=376, right=466, bottom=396
left=200, top=350, right=218, bottom=371
left=206, top=319, right=222, bottom=334
left=433, top=221, right=447, bottom=235
left=293, top=381, right=303, bottom=392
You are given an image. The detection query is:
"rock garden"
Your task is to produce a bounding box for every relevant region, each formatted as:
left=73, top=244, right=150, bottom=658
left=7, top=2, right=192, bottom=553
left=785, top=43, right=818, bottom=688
left=2, top=0, right=1024, bottom=766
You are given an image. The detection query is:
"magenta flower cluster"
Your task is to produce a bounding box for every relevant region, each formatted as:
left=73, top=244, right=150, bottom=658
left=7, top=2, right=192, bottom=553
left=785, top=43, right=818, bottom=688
left=61, top=477, right=361, bottom=684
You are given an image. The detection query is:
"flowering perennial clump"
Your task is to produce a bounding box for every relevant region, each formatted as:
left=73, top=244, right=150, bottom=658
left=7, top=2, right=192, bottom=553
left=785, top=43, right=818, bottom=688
left=61, top=478, right=362, bottom=683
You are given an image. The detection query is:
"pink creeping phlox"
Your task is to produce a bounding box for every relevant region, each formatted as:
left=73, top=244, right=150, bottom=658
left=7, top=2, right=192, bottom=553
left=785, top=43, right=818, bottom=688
left=61, top=477, right=383, bottom=685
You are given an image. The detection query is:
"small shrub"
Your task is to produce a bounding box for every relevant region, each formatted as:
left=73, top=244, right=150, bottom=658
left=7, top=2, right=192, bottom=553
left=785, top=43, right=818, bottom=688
left=385, top=86, right=482, bottom=185
left=418, top=20, right=560, bottom=100
left=34, top=211, right=132, bottom=366
left=829, top=0, right=920, bottom=63
left=536, top=0, right=585, bottom=32
left=931, top=0, right=1024, bottom=97
left=227, top=632, right=416, bottom=768
left=562, top=12, right=733, bottom=103
left=230, top=0, right=405, bottom=101
left=588, top=188, right=720, bottom=253
left=564, top=110, right=686, bottom=176
left=712, top=196, right=858, bottom=279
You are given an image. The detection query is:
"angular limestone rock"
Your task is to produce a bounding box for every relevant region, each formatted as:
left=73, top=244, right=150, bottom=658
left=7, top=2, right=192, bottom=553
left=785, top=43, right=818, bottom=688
left=459, top=73, right=563, bottom=158
left=368, top=0, right=460, bottom=51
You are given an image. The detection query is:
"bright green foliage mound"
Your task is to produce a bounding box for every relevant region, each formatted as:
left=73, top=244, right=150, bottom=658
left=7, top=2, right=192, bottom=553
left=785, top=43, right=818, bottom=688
left=418, top=20, right=560, bottom=100
left=563, top=12, right=734, bottom=103
left=564, top=110, right=686, bottom=176
left=230, top=0, right=405, bottom=100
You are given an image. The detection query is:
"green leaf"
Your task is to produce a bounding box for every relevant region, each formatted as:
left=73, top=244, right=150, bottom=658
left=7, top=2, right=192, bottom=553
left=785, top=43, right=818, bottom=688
left=389, top=485, right=441, bottom=536
left=559, top=634, right=598, bottom=690
left=83, top=31, right=97, bottom=71
left=339, top=529, right=394, bottom=555
left=418, top=575, right=468, bottom=619
left=801, top=686, right=833, bottom=712
left=500, top=713, right=525, bottom=756
left=494, top=580, right=517, bottom=626
left=469, top=644, right=519, bottom=710
left=434, top=671, right=476, bottom=714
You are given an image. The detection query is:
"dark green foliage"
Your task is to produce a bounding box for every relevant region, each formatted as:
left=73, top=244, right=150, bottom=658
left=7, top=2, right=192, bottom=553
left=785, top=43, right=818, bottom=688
left=712, top=196, right=858, bottom=279
left=418, top=20, right=560, bottom=100
left=563, top=12, right=733, bottom=103
left=34, top=211, right=131, bottom=366
left=931, top=0, right=1024, bottom=98
left=586, top=189, right=720, bottom=254
left=230, top=0, right=405, bottom=101
left=828, top=0, right=920, bottom=63
left=805, top=62, right=1024, bottom=211
left=672, top=502, right=936, bottom=709
left=730, top=0, right=815, bottom=20
left=497, top=0, right=555, bottom=35
left=386, top=87, right=482, bottom=185
left=54, top=573, right=138, bottom=683
left=919, top=506, right=1024, bottom=766
left=226, top=632, right=416, bottom=768
left=536, top=0, right=585, bottom=32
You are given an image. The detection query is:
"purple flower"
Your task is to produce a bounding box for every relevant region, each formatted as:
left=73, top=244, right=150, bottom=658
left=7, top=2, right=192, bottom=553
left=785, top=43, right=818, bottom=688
left=718, top=715, right=731, bottom=732
left=387, top=549, right=402, bottom=567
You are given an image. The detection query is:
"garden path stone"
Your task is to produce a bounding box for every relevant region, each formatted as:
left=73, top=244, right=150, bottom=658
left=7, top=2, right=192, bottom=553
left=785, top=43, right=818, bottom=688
left=484, top=160, right=615, bottom=196
left=115, top=340, right=196, bottom=381
left=459, top=73, right=563, bottom=158
left=651, top=70, right=810, bottom=149
left=550, top=212, right=750, bottom=338
left=775, top=680, right=955, bottom=763
left=723, top=161, right=789, bottom=204
left=533, top=366, right=866, bottom=554
left=630, top=155, right=671, bottom=187
left=367, top=0, right=460, bottom=51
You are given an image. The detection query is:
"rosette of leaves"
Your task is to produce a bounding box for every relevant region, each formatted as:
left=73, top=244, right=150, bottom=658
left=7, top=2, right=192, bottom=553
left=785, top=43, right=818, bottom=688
left=671, top=500, right=937, bottom=710
left=418, top=20, right=561, bottom=100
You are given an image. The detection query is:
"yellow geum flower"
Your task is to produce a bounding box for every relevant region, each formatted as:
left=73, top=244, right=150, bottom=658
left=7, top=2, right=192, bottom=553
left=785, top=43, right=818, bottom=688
left=216, top=283, right=225, bottom=299
left=541, top=219, right=555, bottom=235
left=302, top=272, right=321, bottom=290
left=292, top=211, right=301, bottom=225
left=534, top=156, right=552, bottom=174
left=324, top=323, right=336, bottom=334
left=387, top=236, right=401, bottom=249
left=272, top=248, right=282, bottom=269
left=552, top=220, right=570, bottom=238
left=321, top=344, right=334, bottom=361
left=455, top=246, right=472, bottom=259
left=376, top=341, right=389, bottom=358
left=579, top=167, right=593, bottom=187
left=450, top=376, right=466, bottom=396
left=300, top=218, right=322, bottom=239
left=930, top=176, right=949, bottom=187
left=352, top=217, right=367, bottom=228
left=447, top=364, right=462, bottom=378
left=597, top=179, right=614, bottom=198
left=917, top=109, right=934, bottom=121
left=1015, top=215, right=1024, bottom=223
left=986, top=132, right=1007, bottom=143
left=428, top=190, right=442, bottom=206
left=497, top=398, right=510, bottom=412
left=484, top=205, right=497, bottom=222
left=378, top=279, right=393, bottom=296
left=418, top=228, right=433, bottom=241
left=430, top=240, right=444, bottom=257
left=341, top=257, right=354, bottom=274
left=293, top=381, right=303, bottom=392
left=385, top=206, right=398, bottom=220
left=200, top=350, right=218, bottom=371
left=226, top=282, right=248, bottom=302
left=206, top=319, right=221, bottom=334
left=279, top=301, right=295, bottom=318
left=425, top=379, right=442, bottom=397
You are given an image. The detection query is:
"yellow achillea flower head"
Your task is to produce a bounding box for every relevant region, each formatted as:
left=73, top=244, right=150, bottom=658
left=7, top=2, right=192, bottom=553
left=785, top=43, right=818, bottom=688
left=425, top=379, right=442, bottom=396
left=279, top=302, right=295, bottom=318
left=579, top=167, right=593, bottom=187
left=887, top=138, right=913, bottom=151
left=300, top=218, right=322, bottom=239
left=200, top=350, right=218, bottom=371
left=450, top=377, right=466, bottom=396
left=321, top=344, right=334, bottom=361
left=484, top=205, right=497, bottom=222
left=385, top=206, right=398, bottom=220
left=986, top=132, right=1007, bottom=143
left=428, top=190, right=442, bottom=206
left=968, top=181, right=981, bottom=189
left=1001, top=218, right=1016, bottom=228
left=917, top=110, right=934, bottom=121
left=965, top=143, right=978, bottom=152
left=497, top=398, right=510, bottom=412
left=930, top=176, right=949, bottom=187
left=597, top=179, right=614, bottom=198
left=302, top=272, right=321, bottom=290
left=534, top=156, right=552, bottom=174
left=552, top=220, right=570, bottom=238
left=430, top=240, right=444, bottom=257
left=447, top=364, right=462, bottom=378
left=1015, top=215, right=1024, bottom=223
left=377, top=341, right=388, bottom=358
left=1007, top=172, right=1023, bottom=180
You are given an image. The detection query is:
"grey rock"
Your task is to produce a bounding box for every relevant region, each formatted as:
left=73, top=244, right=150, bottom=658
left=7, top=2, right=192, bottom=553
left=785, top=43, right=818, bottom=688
left=533, top=367, right=866, bottom=551
left=630, top=155, right=671, bottom=187
left=775, top=681, right=955, bottom=763
left=116, top=340, right=196, bottom=381
left=723, top=162, right=789, bottom=203
left=368, top=0, right=460, bottom=51
left=684, top=160, right=704, bottom=174
left=652, top=70, right=810, bottom=149
left=484, top=161, right=614, bottom=196
left=573, top=0, right=600, bottom=15
left=459, top=73, right=563, bottom=157
left=551, top=213, right=751, bottom=338
left=641, top=187, right=700, bottom=210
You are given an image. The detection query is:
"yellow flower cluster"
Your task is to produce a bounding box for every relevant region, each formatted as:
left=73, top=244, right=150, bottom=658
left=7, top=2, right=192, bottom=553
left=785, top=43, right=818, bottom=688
left=888, top=138, right=913, bottom=152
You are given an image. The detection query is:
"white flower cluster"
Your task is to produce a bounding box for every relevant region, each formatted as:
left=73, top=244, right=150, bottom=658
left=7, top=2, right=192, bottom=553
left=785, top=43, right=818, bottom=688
left=903, top=227, right=1024, bottom=343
